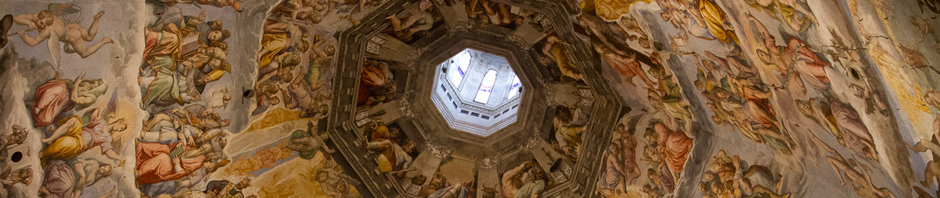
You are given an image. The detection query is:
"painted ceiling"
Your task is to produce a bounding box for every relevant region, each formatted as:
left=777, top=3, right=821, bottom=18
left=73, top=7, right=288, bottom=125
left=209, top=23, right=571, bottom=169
left=0, top=0, right=937, bottom=197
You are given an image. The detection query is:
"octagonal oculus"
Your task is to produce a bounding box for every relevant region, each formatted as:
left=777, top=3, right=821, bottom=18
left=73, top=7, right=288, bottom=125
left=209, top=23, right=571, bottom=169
left=431, top=48, right=523, bottom=136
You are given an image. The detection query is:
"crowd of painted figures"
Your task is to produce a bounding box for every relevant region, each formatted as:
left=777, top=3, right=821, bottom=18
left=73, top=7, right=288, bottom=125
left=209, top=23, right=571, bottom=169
left=4, top=3, right=126, bottom=198
left=597, top=116, right=694, bottom=198
left=571, top=0, right=700, bottom=197
left=136, top=1, right=250, bottom=197
left=697, top=150, right=788, bottom=198
left=254, top=0, right=337, bottom=118
left=140, top=8, right=233, bottom=110
left=579, top=2, right=696, bottom=134
left=11, top=4, right=113, bottom=66
left=248, top=0, right=402, bottom=194
left=585, top=0, right=903, bottom=196
left=463, top=0, right=551, bottom=31
left=3, top=0, right=940, bottom=197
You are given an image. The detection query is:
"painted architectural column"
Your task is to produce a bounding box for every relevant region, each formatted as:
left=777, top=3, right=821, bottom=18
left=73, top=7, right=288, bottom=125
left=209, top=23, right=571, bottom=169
left=475, top=157, right=501, bottom=198
left=370, top=34, right=416, bottom=63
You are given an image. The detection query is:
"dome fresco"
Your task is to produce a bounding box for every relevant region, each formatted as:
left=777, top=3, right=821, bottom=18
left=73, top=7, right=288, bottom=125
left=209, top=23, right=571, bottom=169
left=0, top=0, right=936, bottom=197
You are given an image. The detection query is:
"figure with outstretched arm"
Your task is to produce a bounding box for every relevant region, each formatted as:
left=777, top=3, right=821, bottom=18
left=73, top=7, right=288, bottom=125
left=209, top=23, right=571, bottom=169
left=501, top=161, right=538, bottom=198
left=746, top=12, right=830, bottom=93
left=282, top=57, right=328, bottom=113
left=744, top=12, right=779, bottom=65
left=15, top=10, right=113, bottom=59
left=256, top=21, right=296, bottom=69
left=41, top=109, right=128, bottom=167
left=541, top=35, right=583, bottom=81
left=13, top=10, right=52, bottom=32
left=304, top=34, right=336, bottom=85
left=285, top=121, right=335, bottom=160
left=70, top=74, right=108, bottom=110
left=280, top=67, right=307, bottom=111
left=13, top=10, right=58, bottom=43
left=593, top=39, right=653, bottom=88
left=386, top=0, right=434, bottom=40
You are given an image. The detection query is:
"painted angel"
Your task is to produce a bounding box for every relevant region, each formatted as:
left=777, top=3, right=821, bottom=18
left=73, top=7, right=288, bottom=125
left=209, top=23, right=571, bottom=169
left=13, top=4, right=113, bottom=67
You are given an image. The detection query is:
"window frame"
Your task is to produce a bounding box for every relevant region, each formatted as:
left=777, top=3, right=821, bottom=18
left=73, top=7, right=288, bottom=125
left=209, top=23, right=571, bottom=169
left=507, top=75, right=521, bottom=99
left=448, top=50, right=473, bottom=87
left=474, top=69, right=498, bottom=104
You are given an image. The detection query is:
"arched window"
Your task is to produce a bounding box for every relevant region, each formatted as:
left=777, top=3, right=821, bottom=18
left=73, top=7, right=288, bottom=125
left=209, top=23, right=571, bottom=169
left=507, top=75, right=521, bottom=99
left=448, top=49, right=473, bottom=86
left=474, top=70, right=498, bottom=104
